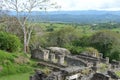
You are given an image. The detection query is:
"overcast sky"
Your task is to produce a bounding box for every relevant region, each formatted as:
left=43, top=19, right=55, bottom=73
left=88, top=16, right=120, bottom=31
left=54, top=0, right=120, bottom=11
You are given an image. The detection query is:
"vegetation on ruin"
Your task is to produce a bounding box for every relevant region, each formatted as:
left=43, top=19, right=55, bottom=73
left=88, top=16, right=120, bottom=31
left=115, top=71, right=120, bottom=77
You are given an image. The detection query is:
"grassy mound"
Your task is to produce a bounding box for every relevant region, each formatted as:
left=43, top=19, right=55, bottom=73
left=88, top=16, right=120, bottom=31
left=0, top=50, right=32, bottom=77
left=0, top=72, right=31, bottom=80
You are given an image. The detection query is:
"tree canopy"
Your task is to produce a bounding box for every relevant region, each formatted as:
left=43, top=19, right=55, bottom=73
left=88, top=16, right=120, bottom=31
left=90, top=30, right=120, bottom=60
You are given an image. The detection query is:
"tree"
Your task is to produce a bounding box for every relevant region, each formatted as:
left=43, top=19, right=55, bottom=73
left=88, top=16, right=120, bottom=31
left=2, top=0, right=58, bottom=53
left=47, top=27, right=81, bottom=47
left=90, top=30, right=120, bottom=58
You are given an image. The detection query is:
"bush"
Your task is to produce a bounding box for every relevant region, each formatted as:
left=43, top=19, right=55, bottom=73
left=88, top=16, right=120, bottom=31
left=0, top=32, right=21, bottom=52
left=90, top=30, right=120, bottom=60
left=64, top=44, right=84, bottom=54
left=0, top=50, right=14, bottom=65
left=72, top=36, right=90, bottom=47
left=108, top=47, right=120, bottom=61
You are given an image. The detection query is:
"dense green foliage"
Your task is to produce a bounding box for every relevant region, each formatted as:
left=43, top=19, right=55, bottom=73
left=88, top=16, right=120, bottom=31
left=64, top=44, right=84, bottom=54
left=47, top=27, right=81, bottom=47
left=89, top=31, right=120, bottom=60
left=0, top=32, right=21, bottom=52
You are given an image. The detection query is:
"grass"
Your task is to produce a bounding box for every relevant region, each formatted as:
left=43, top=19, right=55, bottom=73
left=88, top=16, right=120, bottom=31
left=0, top=50, right=33, bottom=77
left=115, top=71, right=120, bottom=77
left=0, top=72, right=32, bottom=80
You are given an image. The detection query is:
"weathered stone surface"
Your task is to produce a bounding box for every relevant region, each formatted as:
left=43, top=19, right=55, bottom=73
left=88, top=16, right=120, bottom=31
left=46, top=72, right=62, bottom=80
left=105, top=57, right=109, bottom=64
left=50, top=53, right=55, bottom=63
left=47, top=47, right=71, bottom=56
left=31, top=49, right=43, bottom=59
left=91, top=73, right=110, bottom=80
left=43, top=50, right=49, bottom=61
left=30, top=70, right=63, bottom=80
left=30, top=47, right=120, bottom=80
left=65, top=56, right=87, bottom=67
left=111, top=60, right=120, bottom=69
left=61, top=66, right=84, bottom=74
left=31, top=49, right=49, bottom=61
left=108, top=71, right=120, bottom=79
left=58, top=55, right=65, bottom=65
left=30, top=70, right=47, bottom=80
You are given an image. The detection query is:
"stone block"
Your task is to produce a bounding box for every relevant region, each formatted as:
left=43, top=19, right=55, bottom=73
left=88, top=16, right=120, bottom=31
left=50, top=54, right=55, bottom=63
left=58, top=55, right=64, bottom=65
left=43, top=50, right=49, bottom=61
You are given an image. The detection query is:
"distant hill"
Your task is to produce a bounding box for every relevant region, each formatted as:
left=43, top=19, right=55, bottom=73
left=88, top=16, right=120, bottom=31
left=8, top=10, right=120, bottom=24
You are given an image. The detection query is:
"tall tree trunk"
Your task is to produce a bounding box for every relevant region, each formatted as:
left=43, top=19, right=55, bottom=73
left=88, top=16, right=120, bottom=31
left=24, top=29, right=27, bottom=53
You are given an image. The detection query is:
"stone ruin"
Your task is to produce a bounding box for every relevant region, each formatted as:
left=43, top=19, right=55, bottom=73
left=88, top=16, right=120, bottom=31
left=30, top=66, right=89, bottom=80
left=30, top=47, right=120, bottom=80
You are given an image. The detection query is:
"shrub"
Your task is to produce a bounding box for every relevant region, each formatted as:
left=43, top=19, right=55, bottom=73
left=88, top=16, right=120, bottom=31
left=0, top=32, right=21, bottom=52
left=90, top=31, right=120, bottom=56
left=90, top=30, right=120, bottom=60
left=0, top=50, right=14, bottom=65
left=115, top=71, right=120, bottom=77
left=84, top=47, right=99, bottom=57
left=64, top=44, right=84, bottom=54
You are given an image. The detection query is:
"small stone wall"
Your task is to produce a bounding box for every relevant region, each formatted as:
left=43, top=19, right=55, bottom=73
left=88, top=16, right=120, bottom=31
left=77, top=54, right=99, bottom=62
left=30, top=70, right=47, bottom=80
left=108, top=71, right=120, bottom=79
left=31, top=48, right=89, bottom=67
left=31, top=49, right=42, bottom=59
left=65, top=56, right=88, bottom=67
left=111, top=60, right=120, bottom=69
left=77, top=54, right=109, bottom=64
left=91, top=73, right=110, bottom=80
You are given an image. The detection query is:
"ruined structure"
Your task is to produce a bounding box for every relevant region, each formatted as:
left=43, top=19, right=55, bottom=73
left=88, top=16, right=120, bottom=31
left=30, top=47, right=120, bottom=80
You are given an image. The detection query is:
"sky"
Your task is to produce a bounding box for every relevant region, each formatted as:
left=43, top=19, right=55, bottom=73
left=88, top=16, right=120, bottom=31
left=54, top=0, right=120, bottom=11
left=1, top=0, right=120, bottom=11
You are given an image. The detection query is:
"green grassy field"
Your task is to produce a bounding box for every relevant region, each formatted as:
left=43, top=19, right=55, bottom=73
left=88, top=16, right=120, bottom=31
left=0, top=73, right=31, bottom=80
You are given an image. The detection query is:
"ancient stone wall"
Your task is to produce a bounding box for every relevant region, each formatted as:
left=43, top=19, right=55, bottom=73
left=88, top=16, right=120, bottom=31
left=111, top=60, right=120, bottom=69
left=77, top=54, right=109, bottom=64
left=91, top=73, right=111, bottom=80
left=31, top=49, right=43, bottom=59
left=65, top=56, right=88, bottom=67
left=31, top=48, right=89, bottom=67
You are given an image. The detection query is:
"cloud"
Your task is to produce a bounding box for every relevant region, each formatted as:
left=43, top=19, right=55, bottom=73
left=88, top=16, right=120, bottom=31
left=55, top=0, right=120, bottom=11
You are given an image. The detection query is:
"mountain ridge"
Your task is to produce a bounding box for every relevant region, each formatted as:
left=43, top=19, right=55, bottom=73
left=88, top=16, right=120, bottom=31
left=7, top=10, right=120, bottom=24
